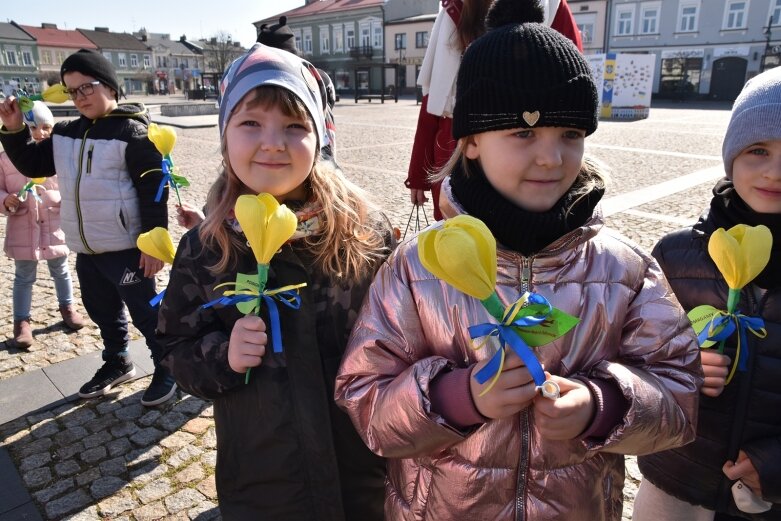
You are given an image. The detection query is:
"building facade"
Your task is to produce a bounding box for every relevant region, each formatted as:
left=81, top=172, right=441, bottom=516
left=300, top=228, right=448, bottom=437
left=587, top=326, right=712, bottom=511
left=569, top=0, right=609, bottom=53
left=607, top=0, right=781, bottom=100
left=78, top=28, right=153, bottom=95
left=384, top=14, right=436, bottom=94
left=135, top=31, right=204, bottom=94
left=254, top=0, right=438, bottom=95
left=0, top=22, right=39, bottom=96
left=17, top=23, right=97, bottom=90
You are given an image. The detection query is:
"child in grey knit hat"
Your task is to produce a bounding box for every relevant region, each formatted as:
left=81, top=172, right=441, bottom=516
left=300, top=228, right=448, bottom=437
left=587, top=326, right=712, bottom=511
left=636, top=66, right=781, bottom=520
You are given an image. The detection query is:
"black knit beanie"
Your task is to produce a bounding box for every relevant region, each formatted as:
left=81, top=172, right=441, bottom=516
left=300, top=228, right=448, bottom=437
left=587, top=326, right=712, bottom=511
left=61, top=49, right=121, bottom=101
left=257, top=16, right=298, bottom=55
left=452, top=0, right=598, bottom=139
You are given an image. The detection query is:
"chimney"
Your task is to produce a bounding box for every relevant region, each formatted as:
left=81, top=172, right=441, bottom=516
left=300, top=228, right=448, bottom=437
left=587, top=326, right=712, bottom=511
left=180, top=35, right=187, bottom=42
left=95, top=27, right=109, bottom=32
left=210, top=37, right=217, bottom=44
left=41, top=23, right=57, bottom=29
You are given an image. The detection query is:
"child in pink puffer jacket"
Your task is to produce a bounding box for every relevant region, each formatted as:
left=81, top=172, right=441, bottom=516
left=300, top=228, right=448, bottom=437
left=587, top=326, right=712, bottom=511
left=0, top=101, right=84, bottom=349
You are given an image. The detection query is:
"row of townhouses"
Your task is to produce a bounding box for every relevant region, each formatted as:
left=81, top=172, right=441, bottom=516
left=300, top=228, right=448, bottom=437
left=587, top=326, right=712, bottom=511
left=2, top=0, right=779, bottom=101
left=258, top=0, right=781, bottom=101
left=0, top=22, right=246, bottom=96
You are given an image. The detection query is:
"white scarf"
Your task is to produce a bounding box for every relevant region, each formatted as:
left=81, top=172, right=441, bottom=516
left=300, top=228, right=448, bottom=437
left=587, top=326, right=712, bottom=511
left=417, top=0, right=561, bottom=118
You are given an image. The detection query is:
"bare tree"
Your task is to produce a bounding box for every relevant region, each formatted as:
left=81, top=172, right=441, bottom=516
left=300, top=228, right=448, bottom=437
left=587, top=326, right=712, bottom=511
left=203, top=31, right=245, bottom=78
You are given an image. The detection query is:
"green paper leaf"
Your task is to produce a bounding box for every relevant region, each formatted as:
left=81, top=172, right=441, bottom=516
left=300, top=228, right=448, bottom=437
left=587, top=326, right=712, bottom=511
left=235, top=272, right=259, bottom=315
left=171, top=174, right=190, bottom=188
left=510, top=305, right=580, bottom=347
left=18, top=97, right=34, bottom=113
left=687, top=304, right=724, bottom=348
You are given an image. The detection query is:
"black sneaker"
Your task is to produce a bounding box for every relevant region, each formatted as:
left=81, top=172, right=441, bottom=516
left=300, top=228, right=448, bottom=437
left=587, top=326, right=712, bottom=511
left=141, top=367, right=177, bottom=406
left=79, top=358, right=136, bottom=398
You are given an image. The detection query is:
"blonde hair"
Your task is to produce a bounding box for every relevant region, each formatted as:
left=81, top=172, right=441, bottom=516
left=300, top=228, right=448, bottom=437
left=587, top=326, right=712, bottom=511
left=432, top=139, right=609, bottom=213
left=200, top=86, right=387, bottom=283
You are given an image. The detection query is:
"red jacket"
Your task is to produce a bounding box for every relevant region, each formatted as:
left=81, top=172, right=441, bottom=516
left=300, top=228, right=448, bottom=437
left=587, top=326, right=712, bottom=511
left=405, top=0, right=583, bottom=220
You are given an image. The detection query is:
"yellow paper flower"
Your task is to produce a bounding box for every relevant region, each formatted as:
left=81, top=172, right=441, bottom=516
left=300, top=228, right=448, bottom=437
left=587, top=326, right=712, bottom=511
left=30, top=178, right=46, bottom=184
left=41, top=84, right=70, bottom=104
left=136, top=227, right=176, bottom=264
left=708, top=224, right=772, bottom=290
left=234, top=193, right=298, bottom=265
left=418, top=215, right=496, bottom=300
left=148, top=123, right=177, bottom=156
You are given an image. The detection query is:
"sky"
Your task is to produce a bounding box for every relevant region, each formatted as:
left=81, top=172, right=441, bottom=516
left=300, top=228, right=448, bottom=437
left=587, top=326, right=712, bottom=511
left=3, top=0, right=305, bottom=48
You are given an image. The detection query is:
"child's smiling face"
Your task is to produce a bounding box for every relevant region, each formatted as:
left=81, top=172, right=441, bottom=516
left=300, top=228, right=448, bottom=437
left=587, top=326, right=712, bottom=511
left=225, top=93, right=317, bottom=203
left=732, top=139, right=781, bottom=214
left=464, top=126, right=585, bottom=212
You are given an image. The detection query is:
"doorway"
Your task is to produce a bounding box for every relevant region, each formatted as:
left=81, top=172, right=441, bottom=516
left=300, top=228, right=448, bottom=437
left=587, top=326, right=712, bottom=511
left=710, top=57, right=747, bottom=101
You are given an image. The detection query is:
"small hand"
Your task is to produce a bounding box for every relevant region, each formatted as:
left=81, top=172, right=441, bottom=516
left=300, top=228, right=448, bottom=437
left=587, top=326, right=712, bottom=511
left=175, top=202, right=205, bottom=230
left=723, top=450, right=763, bottom=497
left=701, top=350, right=730, bottom=397
left=533, top=375, right=595, bottom=440
left=409, top=188, right=429, bottom=206
left=0, top=96, right=24, bottom=132
left=469, top=349, right=537, bottom=419
left=139, top=252, right=164, bottom=277
left=228, top=315, right=267, bottom=373
left=3, top=193, right=20, bottom=213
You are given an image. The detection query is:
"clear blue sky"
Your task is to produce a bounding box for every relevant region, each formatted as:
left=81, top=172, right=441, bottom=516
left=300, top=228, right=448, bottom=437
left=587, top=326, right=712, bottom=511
left=3, top=0, right=304, bottom=48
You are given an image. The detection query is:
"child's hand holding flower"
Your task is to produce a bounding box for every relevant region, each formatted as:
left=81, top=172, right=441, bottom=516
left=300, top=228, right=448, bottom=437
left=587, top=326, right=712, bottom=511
left=228, top=315, right=268, bottom=374
left=533, top=375, right=595, bottom=440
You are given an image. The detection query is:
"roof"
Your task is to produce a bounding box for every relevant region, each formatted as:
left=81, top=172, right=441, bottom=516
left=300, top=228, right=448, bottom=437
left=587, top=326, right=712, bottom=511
left=143, top=35, right=199, bottom=55
left=78, top=28, right=151, bottom=52
left=0, top=22, right=35, bottom=42
left=256, top=0, right=385, bottom=24
left=385, top=13, right=437, bottom=25
left=19, top=24, right=97, bottom=49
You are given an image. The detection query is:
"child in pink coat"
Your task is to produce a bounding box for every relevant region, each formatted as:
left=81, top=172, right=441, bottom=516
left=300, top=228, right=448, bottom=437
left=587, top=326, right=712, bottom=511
left=0, top=101, right=84, bottom=349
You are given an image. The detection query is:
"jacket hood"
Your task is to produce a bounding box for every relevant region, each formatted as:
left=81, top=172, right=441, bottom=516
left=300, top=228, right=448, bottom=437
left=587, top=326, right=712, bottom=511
left=102, top=103, right=150, bottom=124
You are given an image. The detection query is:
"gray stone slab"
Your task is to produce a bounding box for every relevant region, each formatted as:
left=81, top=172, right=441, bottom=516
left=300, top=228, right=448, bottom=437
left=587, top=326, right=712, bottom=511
left=42, top=342, right=151, bottom=401
left=0, top=502, right=42, bottom=521
left=0, top=371, right=64, bottom=426
left=152, top=114, right=218, bottom=129
left=0, top=448, right=35, bottom=517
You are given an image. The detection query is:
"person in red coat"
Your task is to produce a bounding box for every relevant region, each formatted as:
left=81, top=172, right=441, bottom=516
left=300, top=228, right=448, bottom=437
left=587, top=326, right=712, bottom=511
left=405, top=0, right=583, bottom=220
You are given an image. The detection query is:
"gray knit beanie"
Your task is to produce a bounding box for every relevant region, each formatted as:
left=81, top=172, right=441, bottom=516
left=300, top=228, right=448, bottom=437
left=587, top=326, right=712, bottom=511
left=722, top=67, right=781, bottom=178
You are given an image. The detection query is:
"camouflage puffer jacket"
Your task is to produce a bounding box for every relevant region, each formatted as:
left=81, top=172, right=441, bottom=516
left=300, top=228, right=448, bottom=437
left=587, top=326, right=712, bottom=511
left=157, top=226, right=387, bottom=521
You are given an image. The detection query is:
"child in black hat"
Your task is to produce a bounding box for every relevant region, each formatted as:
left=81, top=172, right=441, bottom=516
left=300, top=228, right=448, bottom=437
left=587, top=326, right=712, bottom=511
left=0, top=48, right=177, bottom=406
left=335, top=2, right=702, bottom=519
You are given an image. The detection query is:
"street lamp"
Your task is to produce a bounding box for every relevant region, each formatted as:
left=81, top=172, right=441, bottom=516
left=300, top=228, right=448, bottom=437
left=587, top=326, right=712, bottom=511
left=762, top=16, right=775, bottom=72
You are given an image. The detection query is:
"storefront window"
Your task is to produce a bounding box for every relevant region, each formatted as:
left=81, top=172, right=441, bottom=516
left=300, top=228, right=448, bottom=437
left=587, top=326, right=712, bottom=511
left=659, top=57, right=703, bottom=97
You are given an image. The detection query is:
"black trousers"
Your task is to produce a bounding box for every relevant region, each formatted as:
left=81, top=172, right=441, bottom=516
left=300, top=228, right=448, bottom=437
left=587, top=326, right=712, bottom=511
left=76, top=249, right=161, bottom=366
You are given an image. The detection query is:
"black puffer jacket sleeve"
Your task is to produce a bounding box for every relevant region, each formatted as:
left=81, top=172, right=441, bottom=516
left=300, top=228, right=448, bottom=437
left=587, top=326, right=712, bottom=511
left=0, top=125, right=56, bottom=177
left=157, top=229, right=245, bottom=398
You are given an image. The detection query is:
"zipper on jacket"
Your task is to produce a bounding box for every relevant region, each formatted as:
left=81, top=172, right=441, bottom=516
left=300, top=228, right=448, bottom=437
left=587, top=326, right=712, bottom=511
left=520, top=257, right=532, bottom=293
left=86, top=144, right=94, bottom=174
left=515, top=410, right=530, bottom=521
left=75, top=128, right=96, bottom=254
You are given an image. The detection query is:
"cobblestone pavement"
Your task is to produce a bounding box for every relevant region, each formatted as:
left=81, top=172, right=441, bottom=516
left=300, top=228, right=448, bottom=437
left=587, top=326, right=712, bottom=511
left=0, top=96, right=730, bottom=520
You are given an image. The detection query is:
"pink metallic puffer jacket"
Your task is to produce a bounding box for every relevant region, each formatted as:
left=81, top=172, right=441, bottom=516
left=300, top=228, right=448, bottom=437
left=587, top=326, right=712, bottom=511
left=336, top=211, right=702, bottom=521
left=0, top=152, right=67, bottom=261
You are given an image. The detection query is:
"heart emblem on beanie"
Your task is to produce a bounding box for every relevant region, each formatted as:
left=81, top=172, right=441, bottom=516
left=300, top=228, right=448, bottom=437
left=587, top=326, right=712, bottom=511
left=522, top=111, right=540, bottom=126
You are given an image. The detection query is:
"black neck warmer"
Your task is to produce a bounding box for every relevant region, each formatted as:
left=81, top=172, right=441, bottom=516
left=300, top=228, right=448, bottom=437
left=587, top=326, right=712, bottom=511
left=449, top=159, right=604, bottom=256
left=708, top=178, right=781, bottom=289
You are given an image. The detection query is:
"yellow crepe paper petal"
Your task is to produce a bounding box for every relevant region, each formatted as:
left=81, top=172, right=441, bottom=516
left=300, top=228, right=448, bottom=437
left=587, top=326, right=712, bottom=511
left=136, top=227, right=176, bottom=264
left=418, top=215, right=496, bottom=300
left=708, top=224, right=772, bottom=290
left=234, top=193, right=298, bottom=265
left=41, top=84, right=70, bottom=104
left=147, top=123, right=177, bottom=156
left=30, top=178, right=46, bottom=184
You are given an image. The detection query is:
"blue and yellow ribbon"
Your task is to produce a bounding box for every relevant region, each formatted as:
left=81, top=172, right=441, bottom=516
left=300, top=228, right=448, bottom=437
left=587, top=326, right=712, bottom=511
left=203, top=282, right=307, bottom=354
left=470, top=292, right=550, bottom=395
left=17, top=180, right=43, bottom=203
left=697, top=310, right=766, bottom=385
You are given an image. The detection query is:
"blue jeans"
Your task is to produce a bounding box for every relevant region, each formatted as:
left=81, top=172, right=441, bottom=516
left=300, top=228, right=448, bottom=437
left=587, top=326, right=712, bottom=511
left=13, top=256, right=74, bottom=321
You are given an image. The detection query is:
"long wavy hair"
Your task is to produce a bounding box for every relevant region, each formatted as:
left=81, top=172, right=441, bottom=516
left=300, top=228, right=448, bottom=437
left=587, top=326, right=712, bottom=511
left=200, top=86, right=387, bottom=283
left=456, top=0, right=494, bottom=51
left=432, top=138, right=609, bottom=214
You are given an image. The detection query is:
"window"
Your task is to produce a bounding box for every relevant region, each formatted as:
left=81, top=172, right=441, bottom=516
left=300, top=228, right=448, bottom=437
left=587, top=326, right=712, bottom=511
left=118, top=53, right=127, bottom=67
left=640, top=3, right=661, bottom=34
left=724, top=1, right=748, bottom=29
left=577, top=22, right=594, bottom=44
left=360, top=27, right=370, bottom=47
left=616, top=6, right=634, bottom=36
left=173, top=57, right=178, bottom=67
left=102, top=51, right=112, bottom=62
left=320, top=26, right=330, bottom=54
left=5, top=50, right=17, bottom=66
left=144, top=54, right=151, bottom=67
left=346, top=28, right=355, bottom=49
left=303, top=28, right=313, bottom=54
left=293, top=28, right=302, bottom=52
left=156, top=56, right=163, bottom=67
left=771, top=0, right=781, bottom=25
left=679, top=2, right=699, bottom=32
left=394, top=33, right=406, bottom=50
left=56, top=51, right=65, bottom=65
left=182, top=58, right=189, bottom=68
left=333, top=24, right=343, bottom=52
left=130, top=54, right=138, bottom=67
left=373, top=25, right=382, bottom=48
left=21, top=50, right=33, bottom=66
left=41, top=50, right=51, bottom=65
left=416, top=31, right=429, bottom=48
